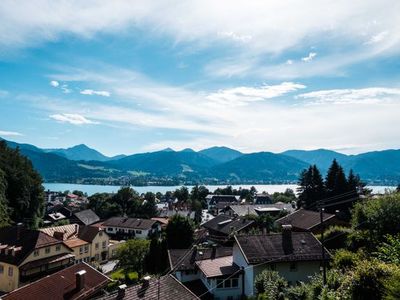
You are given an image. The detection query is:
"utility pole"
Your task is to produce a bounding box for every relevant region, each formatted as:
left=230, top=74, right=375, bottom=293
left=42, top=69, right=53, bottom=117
left=319, top=200, right=327, bottom=285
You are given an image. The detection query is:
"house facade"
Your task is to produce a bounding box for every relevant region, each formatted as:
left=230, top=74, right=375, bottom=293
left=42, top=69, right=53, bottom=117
left=0, top=227, right=74, bottom=293
left=103, top=217, right=161, bottom=239
left=39, top=224, right=110, bottom=264
left=233, top=229, right=330, bottom=296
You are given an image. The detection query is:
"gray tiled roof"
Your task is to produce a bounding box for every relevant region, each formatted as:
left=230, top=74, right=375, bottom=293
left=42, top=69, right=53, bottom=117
left=103, top=217, right=157, bottom=230
left=235, top=232, right=330, bottom=265
left=275, top=208, right=335, bottom=230
left=97, top=275, right=199, bottom=300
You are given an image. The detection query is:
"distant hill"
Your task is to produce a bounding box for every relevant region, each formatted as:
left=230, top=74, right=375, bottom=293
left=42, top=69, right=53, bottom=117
left=211, top=152, right=308, bottom=182
left=108, top=150, right=217, bottom=177
left=199, top=146, right=243, bottom=163
left=45, top=144, right=118, bottom=161
left=2, top=138, right=400, bottom=185
left=282, top=149, right=349, bottom=171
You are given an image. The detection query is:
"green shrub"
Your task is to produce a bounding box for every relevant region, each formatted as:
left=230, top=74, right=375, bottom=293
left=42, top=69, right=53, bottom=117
left=254, top=270, right=287, bottom=300
left=332, top=249, right=360, bottom=270
left=323, top=226, right=352, bottom=250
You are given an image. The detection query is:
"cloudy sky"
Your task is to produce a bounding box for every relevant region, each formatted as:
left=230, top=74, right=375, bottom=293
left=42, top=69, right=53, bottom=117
left=1, top=0, right=400, bottom=156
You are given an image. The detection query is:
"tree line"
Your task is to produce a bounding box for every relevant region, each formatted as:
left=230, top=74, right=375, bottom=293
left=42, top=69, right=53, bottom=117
left=297, top=159, right=366, bottom=217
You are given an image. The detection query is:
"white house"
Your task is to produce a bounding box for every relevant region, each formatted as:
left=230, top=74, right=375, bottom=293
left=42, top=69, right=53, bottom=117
left=233, top=227, right=330, bottom=296
left=102, top=217, right=160, bottom=240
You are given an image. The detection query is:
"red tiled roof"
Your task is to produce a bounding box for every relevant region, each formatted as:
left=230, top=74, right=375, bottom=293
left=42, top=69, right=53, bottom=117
left=3, top=262, right=110, bottom=300
left=19, top=253, right=75, bottom=271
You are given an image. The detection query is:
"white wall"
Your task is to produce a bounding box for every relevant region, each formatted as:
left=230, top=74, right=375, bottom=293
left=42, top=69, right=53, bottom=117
left=232, top=244, right=253, bottom=296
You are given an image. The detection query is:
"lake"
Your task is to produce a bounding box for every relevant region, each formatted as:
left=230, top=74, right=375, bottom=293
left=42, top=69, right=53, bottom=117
left=42, top=183, right=396, bottom=196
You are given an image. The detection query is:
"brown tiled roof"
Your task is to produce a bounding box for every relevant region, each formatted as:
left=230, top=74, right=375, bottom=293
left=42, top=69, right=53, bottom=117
left=3, top=262, right=110, bottom=300
left=0, top=227, right=63, bottom=266
left=39, top=224, right=104, bottom=243
left=201, top=215, right=254, bottom=236
left=19, top=253, right=75, bottom=271
left=275, top=209, right=335, bottom=230
left=235, top=232, right=330, bottom=265
left=151, top=217, right=169, bottom=225
left=195, top=256, right=239, bottom=278
left=168, top=247, right=232, bottom=271
left=103, top=217, right=157, bottom=230
left=73, top=209, right=100, bottom=225
left=64, top=238, right=89, bottom=248
left=96, top=275, right=199, bottom=300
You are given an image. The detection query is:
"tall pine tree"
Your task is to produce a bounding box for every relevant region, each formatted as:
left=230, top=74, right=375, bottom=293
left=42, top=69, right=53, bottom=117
left=297, top=165, right=326, bottom=210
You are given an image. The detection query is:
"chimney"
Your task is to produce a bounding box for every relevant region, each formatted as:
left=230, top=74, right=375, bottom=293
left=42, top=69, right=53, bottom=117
left=190, top=245, right=198, bottom=264
left=281, top=225, right=293, bottom=254
left=211, top=244, right=217, bottom=259
left=75, top=270, right=86, bottom=291
left=137, top=277, right=151, bottom=298
left=16, top=223, right=23, bottom=241
left=117, top=284, right=127, bottom=298
left=75, top=224, right=79, bottom=234
left=54, top=231, right=65, bottom=241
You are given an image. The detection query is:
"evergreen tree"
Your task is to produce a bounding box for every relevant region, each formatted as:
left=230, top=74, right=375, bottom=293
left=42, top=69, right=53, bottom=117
left=0, top=168, right=11, bottom=227
left=165, top=215, right=194, bottom=249
left=0, top=141, right=44, bottom=228
left=297, top=165, right=325, bottom=210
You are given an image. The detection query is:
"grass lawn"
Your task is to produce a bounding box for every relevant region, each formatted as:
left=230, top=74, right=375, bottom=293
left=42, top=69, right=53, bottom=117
left=110, top=268, right=138, bottom=282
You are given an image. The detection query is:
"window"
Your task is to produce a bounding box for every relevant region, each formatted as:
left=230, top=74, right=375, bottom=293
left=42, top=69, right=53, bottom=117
left=290, top=262, right=297, bottom=272
left=95, top=254, right=99, bottom=261
left=231, top=278, right=238, bottom=288
left=84, top=245, right=89, bottom=253
left=80, top=247, right=84, bottom=254
left=0, top=264, right=4, bottom=274
left=136, top=230, right=142, bottom=234
left=95, top=243, right=99, bottom=250
left=45, top=247, right=50, bottom=254
left=8, top=267, right=13, bottom=277
left=216, top=279, right=223, bottom=288
left=102, top=241, right=106, bottom=249
left=33, top=250, right=39, bottom=257
left=99, top=231, right=103, bottom=237
left=55, top=245, right=61, bottom=252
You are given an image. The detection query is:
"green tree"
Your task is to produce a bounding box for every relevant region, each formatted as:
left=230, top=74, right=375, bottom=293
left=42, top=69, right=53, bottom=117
left=165, top=215, right=194, bottom=249
left=297, top=165, right=325, bottom=210
left=144, top=238, right=168, bottom=274
left=173, top=186, right=189, bottom=202
left=350, top=193, right=400, bottom=250
left=0, top=141, right=44, bottom=228
left=113, top=187, right=140, bottom=216
left=116, top=239, right=150, bottom=278
left=138, top=193, right=158, bottom=218
left=0, top=168, right=11, bottom=227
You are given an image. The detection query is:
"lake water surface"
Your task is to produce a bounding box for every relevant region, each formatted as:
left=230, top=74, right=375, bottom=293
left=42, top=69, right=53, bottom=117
left=43, top=183, right=395, bottom=196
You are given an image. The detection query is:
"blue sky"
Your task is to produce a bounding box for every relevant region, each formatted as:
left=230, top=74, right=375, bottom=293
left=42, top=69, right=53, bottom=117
left=1, top=1, right=400, bottom=156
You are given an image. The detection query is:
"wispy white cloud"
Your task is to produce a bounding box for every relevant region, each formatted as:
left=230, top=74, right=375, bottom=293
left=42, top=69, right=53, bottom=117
left=0, top=130, right=23, bottom=136
left=301, top=52, right=317, bottom=62
left=206, top=82, right=306, bottom=106
left=50, top=80, right=59, bottom=87
left=61, top=84, right=72, bottom=94
left=49, top=113, right=98, bottom=125
left=1, top=1, right=399, bottom=80
left=80, top=89, right=111, bottom=97
left=297, top=87, right=400, bottom=105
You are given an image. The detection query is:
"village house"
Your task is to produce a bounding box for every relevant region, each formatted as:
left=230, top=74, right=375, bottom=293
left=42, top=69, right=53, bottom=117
left=168, top=246, right=239, bottom=299
left=69, top=209, right=100, bottom=226
left=233, top=228, right=330, bottom=296
left=2, top=262, right=110, bottom=300
left=254, top=192, right=273, bottom=204
left=201, top=215, right=254, bottom=244
left=96, top=274, right=199, bottom=300
left=39, top=224, right=110, bottom=264
left=102, top=217, right=161, bottom=240
left=0, top=226, right=74, bottom=293
left=223, top=203, right=294, bottom=218
left=275, top=208, right=344, bottom=234
left=205, top=195, right=240, bottom=211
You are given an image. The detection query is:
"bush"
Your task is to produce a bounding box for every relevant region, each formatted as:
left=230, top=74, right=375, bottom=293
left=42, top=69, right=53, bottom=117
left=322, top=226, right=352, bottom=250
left=332, top=249, right=360, bottom=270
left=342, top=259, right=399, bottom=300
left=254, top=270, right=287, bottom=300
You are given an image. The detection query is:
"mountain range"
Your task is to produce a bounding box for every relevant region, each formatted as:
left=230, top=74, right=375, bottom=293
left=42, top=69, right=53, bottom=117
left=1, top=138, right=399, bottom=185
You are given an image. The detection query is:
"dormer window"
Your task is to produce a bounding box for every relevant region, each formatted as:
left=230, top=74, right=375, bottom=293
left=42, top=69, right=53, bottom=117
left=33, top=250, right=39, bottom=257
